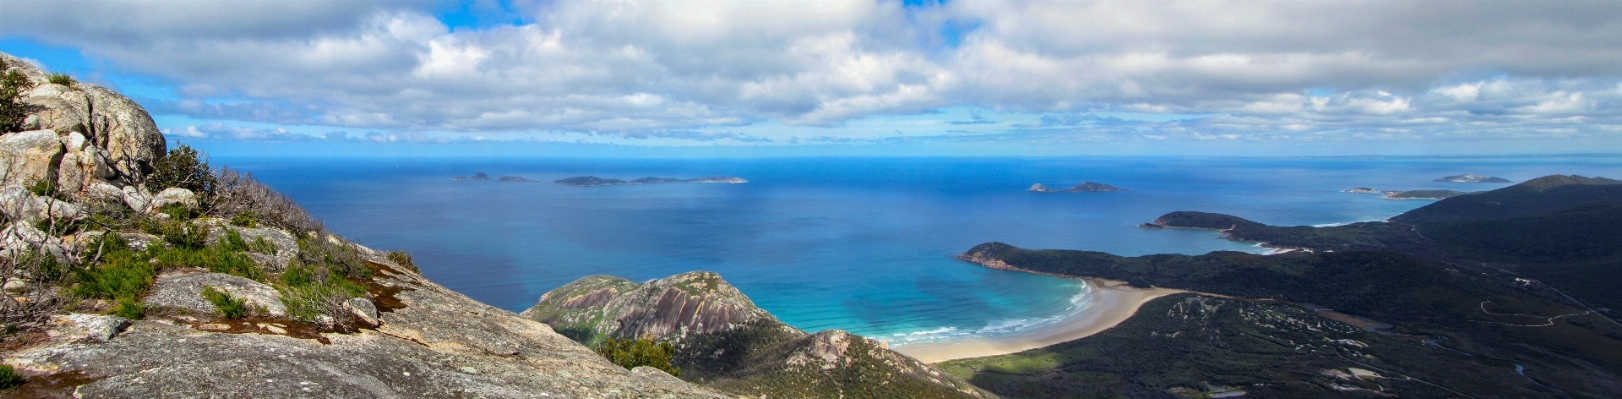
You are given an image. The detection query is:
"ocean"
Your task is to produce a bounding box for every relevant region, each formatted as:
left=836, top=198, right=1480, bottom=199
left=214, top=155, right=1622, bottom=346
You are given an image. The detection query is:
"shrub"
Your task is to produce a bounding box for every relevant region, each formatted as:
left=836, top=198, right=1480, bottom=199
left=230, top=211, right=259, bottom=228
left=0, top=364, right=25, bottom=390
left=0, top=69, right=33, bottom=133
left=297, top=236, right=367, bottom=280
left=250, top=237, right=276, bottom=254
left=201, top=286, right=247, bottom=319
left=596, top=337, right=681, bottom=377
left=47, top=73, right=74, bottom=86
left=73, top=251, right=156, bottom=301
left=385, top=250, right=418, bottom=273
left=112, top=298, right=145, bottom=320
left=276, top=264, right=365, bottom=325
left=159, top=220, right=208, bottom=250
left=153, top=246, right=262, bottom=281
left=210, top=167, right=323, bottom=234
left=148, top=145, right=216, bottom=196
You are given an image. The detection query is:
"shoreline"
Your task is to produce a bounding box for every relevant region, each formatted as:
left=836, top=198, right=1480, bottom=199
left=892, top=278, right=1185, bottom=363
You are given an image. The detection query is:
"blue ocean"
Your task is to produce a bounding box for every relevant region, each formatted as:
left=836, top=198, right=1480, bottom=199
left=214, top=155, right=1622, bottom=345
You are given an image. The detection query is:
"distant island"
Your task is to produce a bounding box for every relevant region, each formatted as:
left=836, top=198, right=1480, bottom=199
left=1029, top=181, right=1124, bottom=192
left=452, top=172, right=492, bottom=181
left=1341, top=187, right=1471, bottom=200
left=498, top=176, right=538, bottom=182
left=1435, top=174, right=1511, bottom=183
left=555, top=175, right=748, bottom=187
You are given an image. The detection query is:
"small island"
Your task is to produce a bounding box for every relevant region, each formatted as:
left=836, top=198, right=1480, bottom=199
left=555, top=175, right=748, bottom=187
left=1342, top=187, right=1472, bottom=200
left=498, top=176, right=538, bottom=182
left=453, top=172, right=493, bottom=181
left=1435, top=174, right=1511, bottom=183
left=1029, top=181, right=1124, bottom=192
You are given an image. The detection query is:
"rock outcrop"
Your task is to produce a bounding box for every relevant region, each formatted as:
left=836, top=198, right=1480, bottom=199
left=4, top=52, right=165, bottom=186
left=524, top=272, right=996, bottom=399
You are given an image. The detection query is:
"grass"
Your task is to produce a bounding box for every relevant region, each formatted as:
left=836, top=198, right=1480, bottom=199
left=201, top=286, right=247, bottom=319
left=275, top=263, right=366, bottom=322
left=385, top=250, right=418, bottom=273
left=47, top=73, right=74, bottom=86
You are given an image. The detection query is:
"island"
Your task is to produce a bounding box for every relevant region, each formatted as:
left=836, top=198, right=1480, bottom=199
left=554, top=175, right=748, bottom=187
left=1342, top=187, right=1472, bottom=200
left=1029, top=181, right=1124, bottom=192
left=498, top=176, right=537, bottom=182
left=452, top=172, right=492, bottom=181
left=1434, top=173, right=1511, bottom=183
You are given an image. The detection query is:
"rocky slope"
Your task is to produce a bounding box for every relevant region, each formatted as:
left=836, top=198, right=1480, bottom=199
left=523, top=272, right=996, bottom=399
left=0, top=52, right=725, bottom=398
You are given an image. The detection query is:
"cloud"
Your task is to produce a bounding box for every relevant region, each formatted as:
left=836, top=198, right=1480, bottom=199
left=3, top=0, right=1620, bottom=149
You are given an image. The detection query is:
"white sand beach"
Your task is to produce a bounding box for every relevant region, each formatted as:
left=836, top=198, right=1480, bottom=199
left=893, top=278, right=1185, bottom=363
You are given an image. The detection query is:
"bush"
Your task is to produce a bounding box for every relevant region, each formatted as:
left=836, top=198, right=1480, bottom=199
left=596, top=337, right=681, bottom=377
left=148, top=145, right=216, bottom=196
left=159, top=220, right=208, bottom=250
left=112, top=298, right=145, bottom=320
left=153, top=246, right=262, bottom=281
left=0, top=69, right=33, bottom=133
left=0, top=364, right=25, bottom=390
left=73, top=251, right=156, bottom=301
left=201, top=286, right=247, bottom=319
left=47, top=73, right=74, bottom=86
left=385, top=250, right=418, bottom=273
left=276, top=263, right=365, bottom=325
left=210, top=167, right=323, bottom=234
left=230, top=211, right=259, bottom=228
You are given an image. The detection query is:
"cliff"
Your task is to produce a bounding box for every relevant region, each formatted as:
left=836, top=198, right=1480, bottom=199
left=523, top=272, right=996, bottom=399
left=0, top=52, right=724, bottom=398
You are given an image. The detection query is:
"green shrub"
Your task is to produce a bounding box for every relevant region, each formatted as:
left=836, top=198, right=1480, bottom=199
left=157, top=219, right=207, bottom=250
left=159, top=203, right=199, bottom=220
left=217, top=230, right=275, bottom=254
left=47, top=73, right=74, bottom=86
left=73, top=251, right=156, bottom=301
left=385, top=250, right=418, bottom=273
left=0, top=69, right=33, bottom=133
left=276, top=264, right=366, bottom=323
left=201, top=286, right=247, bottom=319
left=230, top=212, right=259, bottom=228
left=153, top=246, right=262, bottom=281
left=297, top=236, right=368, bottom=280
left=250, top=237, right=276, bottom=254
left=596, top=337, right=681, bottom=377
left=112, top=298, right=145, bottom=320
left=148, top=145, right=216, bottom=196
left=0, top=364, right=25, bottom=390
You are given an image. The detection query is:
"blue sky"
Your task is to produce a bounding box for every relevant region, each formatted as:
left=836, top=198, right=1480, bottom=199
left=3, top=0, right=1621, bottom=157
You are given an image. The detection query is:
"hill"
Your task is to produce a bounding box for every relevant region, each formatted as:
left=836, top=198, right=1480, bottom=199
left=523, top=272, right=995, bottom=399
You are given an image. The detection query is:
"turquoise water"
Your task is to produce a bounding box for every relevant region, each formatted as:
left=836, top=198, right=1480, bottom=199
left=216, top=155, right=1622, bottom=345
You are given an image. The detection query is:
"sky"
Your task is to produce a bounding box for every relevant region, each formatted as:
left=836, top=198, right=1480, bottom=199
left=2, top=0, right=1620, bottom=157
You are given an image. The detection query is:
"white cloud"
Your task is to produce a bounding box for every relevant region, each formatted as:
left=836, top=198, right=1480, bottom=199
left=2, top=0, right=1620, bottom=149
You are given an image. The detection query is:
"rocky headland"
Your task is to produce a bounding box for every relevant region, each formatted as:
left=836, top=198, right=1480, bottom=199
left=1342, top=188, right=1472, bottom=200
left=522, top=272, right=994, bottom=399
left=555, top=176, right=748, bottom=187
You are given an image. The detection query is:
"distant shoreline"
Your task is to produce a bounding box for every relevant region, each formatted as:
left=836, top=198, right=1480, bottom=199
left=892, top=278, right=1184, bottom=363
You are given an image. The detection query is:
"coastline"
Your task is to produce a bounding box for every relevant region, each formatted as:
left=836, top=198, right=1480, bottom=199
left=892, top=278, right=1185, bottom=364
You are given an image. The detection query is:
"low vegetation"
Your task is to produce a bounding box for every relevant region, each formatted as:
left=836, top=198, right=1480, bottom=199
left=0, top=364, right=25, bottom=390
left=201, top=286, right=247, bottom=319
left=0, top=67, right=33, bottom=133
left=596, top=336, right=681, bottom=377
left=46, top=73, right=73, bottom=87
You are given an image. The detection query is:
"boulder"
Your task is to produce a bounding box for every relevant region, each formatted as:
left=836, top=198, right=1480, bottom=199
left=0, top=130, right=65, bottom=188
left=15, top=63, right=165, bottom=181
left=345, top=297, right=380, bottom=327
left=148, top=187, right=198, bottom=211
left=119, top=185, right=151, bottom=213
left=143, top=271, right=288, bottom=317
left=44, top=313, right=130, bottom=343
left=0, top=184, right=85, bottom=223
left=205, top=223, right=299, bottom=271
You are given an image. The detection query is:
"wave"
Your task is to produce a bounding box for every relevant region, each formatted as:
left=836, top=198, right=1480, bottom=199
left=879, top=281, right=1098, bottom=346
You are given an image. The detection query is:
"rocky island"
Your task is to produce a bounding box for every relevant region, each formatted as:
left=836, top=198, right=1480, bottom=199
left=1029, top=181, right=1123, bottom=192
left=554, top=175, right=747, bottom=187
left=1342, top=187, right=1472, bottom=200
left=1435, top=173, right=1512, bottom=183
left=497, top=176, right=537, bottom=182
left=452, top=172, right=492, bottom=181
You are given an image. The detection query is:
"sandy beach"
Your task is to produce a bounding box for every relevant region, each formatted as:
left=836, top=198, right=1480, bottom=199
left=893, top=278, right=1185, bottom=363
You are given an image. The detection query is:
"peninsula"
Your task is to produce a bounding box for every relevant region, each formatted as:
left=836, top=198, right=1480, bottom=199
left=1341, top=187, right=1472, bottom=200
left=554, top=176, right=747, bottom=187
